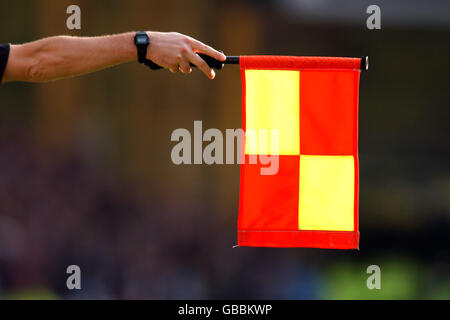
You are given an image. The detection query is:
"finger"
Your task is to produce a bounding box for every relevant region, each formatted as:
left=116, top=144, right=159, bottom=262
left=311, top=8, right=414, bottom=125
left=190, top=39, right=226, bottom=62
left=169, top=66, right=179, bottom=74
left=187, top=51, right=215, bottom=79
left=178, top=59, right=192, bottom=74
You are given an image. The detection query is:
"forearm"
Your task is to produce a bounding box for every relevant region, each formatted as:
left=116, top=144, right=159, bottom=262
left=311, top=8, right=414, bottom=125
left=1, top=31, right=226, bottom=82
left=4, top=33, right=137, bottom=82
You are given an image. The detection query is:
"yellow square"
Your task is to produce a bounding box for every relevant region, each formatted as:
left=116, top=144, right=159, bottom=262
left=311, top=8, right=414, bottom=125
left=299, top=155, right=355, bottom=231
left=245, top=70, right=300, bottom=155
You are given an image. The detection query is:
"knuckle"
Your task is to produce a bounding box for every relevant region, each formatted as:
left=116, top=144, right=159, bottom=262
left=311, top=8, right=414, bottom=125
left=181, top=66, right=191, bottom=74
left=180, top=45, right=189, bottom=55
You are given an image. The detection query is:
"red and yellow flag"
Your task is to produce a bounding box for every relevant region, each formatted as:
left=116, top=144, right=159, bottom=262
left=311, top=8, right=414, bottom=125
left=238, top=56, right=361, bottom=249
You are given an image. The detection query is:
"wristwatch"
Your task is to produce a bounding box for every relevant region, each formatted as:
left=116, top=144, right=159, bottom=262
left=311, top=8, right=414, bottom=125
left=134, top=31, right=161, bottom=70
left=134, top=31, right=150, bottom=63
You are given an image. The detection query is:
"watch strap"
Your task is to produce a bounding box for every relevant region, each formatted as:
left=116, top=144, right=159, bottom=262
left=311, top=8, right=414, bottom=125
left=135, top=31, right=149, bottom=64
left=143, top=58, right=163, bottom=70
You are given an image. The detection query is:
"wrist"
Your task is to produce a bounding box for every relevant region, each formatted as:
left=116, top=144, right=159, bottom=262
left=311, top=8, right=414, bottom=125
left=145, top=31, right=156, bottom=61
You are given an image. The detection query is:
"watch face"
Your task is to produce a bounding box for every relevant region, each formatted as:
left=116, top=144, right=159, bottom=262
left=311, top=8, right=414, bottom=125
left=136, top=35, right=148, bottom=45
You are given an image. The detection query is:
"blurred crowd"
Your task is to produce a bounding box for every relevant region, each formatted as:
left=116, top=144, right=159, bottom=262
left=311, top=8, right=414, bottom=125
left=0, top=122, right=448, bottom=300
left=0, top=124, right=323, bottom=299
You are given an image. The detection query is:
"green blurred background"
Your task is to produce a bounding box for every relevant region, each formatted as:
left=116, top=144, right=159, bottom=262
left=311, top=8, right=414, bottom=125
left=0, top=0, right=449, bottom=299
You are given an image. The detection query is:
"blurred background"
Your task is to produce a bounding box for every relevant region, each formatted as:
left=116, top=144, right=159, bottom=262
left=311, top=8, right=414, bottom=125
left=0, top=0, right=449, bottom=299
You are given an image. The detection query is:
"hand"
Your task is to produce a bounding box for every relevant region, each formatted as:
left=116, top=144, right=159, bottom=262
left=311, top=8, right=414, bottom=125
left=146, top=32, right=226, bottom=79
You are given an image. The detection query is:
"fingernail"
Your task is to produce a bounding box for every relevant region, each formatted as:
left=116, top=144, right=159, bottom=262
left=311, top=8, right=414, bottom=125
left=210, top=70, right=215, bottom=79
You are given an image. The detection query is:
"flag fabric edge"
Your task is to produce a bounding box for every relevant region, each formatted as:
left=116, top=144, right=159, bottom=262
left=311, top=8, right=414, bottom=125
left=237, top=56, right=361, bottom=249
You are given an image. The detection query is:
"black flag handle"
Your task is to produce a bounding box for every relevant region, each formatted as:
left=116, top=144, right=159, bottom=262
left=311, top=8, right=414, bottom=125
left=144, top=54, right=239, bottom=70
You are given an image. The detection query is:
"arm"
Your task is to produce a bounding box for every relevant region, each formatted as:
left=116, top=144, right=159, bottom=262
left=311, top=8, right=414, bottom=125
left=1, top=31, right=226, bottom=83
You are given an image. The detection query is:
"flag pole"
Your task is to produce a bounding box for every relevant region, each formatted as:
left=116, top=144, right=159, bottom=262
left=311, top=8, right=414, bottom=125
left=361, top=56, right=369, bottom=71
left=145, top=55, right=368, bottom=71
left=221, top=55, right=369, bottom=70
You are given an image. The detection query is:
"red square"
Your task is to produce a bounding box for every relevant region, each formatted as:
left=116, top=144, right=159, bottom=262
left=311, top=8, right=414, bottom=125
left=238, top=155, right=299, bottom=231
left=300, top=70, right=359, bottom=155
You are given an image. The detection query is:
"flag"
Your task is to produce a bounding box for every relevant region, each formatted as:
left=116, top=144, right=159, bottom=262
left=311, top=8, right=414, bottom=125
left=238, top=56, right=361, bottom=249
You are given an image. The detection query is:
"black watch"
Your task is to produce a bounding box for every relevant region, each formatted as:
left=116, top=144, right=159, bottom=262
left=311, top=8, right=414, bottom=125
left=134, top=31, right=150, bottom=64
